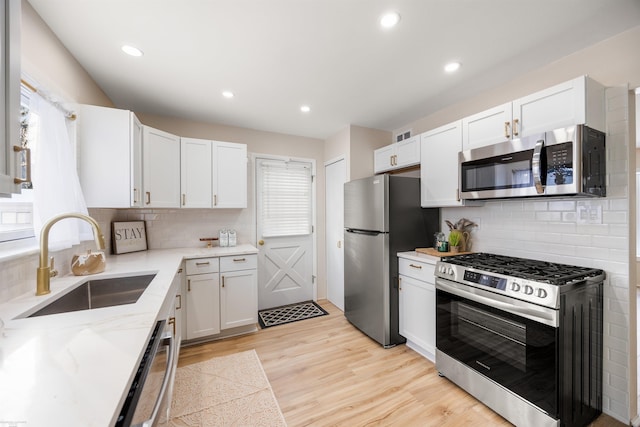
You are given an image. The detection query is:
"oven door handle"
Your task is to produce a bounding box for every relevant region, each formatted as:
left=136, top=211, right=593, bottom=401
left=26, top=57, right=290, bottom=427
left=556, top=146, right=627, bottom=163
left=138, top=333, right=177, bottom=427
left=436, top=278, right=558, bottom=327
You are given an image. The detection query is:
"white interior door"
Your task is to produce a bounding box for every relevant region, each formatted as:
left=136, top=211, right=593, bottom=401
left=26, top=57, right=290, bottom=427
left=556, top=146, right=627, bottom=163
left=256, top=158, right=314, bottom=310
left=325, top=158, right=346, bottom=311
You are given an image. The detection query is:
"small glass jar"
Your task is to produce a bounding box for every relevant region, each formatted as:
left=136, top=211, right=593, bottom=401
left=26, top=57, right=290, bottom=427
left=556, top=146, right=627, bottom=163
left=228, top=229, right=237, bottom=247
left=219, top=229, right=229, bottom=247
left=434, top=232, right=445, bottom=250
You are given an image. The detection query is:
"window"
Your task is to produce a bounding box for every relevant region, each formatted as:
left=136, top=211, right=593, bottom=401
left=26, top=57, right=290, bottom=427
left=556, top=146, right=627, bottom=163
left=0, top=86, right=36, bottom=243
left=257, top=159, right=312, bottom=237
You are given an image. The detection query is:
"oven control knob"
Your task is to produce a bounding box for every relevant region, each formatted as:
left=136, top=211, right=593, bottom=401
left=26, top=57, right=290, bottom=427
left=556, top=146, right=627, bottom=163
left=523, top=285, right=534, bottom=295
left=510, top=282, right=521, bottom=292
left=536, top=288, right=548, bottom=299
left=447, top=267, right=454, bottom=275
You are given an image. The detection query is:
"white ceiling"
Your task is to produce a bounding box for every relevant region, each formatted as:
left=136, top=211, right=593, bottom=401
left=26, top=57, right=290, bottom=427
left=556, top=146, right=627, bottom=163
left=27, top=0, right=640, bottom=140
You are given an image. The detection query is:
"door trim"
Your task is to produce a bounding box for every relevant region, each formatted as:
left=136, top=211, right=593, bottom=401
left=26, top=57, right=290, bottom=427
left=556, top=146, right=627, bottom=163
left=251, top=153, right=317, bottom=302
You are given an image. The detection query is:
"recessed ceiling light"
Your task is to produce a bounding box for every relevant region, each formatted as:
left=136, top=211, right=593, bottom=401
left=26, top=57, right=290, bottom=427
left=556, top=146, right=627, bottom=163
left=444, top=62, right=461, bottom=73
left=380, top=12, right=400, bottom=28
left=121, top=45, right=143, bottom=57
left=222, top=91, right=234, bottom=99
left=300, top=105, right=311, bottom=113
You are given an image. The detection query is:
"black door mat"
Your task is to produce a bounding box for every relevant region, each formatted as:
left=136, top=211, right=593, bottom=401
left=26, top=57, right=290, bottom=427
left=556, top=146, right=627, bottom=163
left=258, top=301, right=328, bottom=329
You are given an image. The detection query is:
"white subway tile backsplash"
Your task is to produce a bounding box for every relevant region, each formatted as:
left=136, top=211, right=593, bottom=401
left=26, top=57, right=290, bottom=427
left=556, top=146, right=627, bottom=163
left=548, top=200, right=576, bottom=211
left=440, top=86, right=633, bottom=421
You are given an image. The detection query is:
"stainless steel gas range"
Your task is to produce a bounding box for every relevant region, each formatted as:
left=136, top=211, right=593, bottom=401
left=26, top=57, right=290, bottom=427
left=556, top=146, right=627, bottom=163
left=434, top=253, right=604, bottom=427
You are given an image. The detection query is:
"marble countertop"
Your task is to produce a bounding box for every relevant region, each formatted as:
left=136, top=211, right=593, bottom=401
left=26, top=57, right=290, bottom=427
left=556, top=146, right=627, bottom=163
left=0, top=244, right=258, bottom=427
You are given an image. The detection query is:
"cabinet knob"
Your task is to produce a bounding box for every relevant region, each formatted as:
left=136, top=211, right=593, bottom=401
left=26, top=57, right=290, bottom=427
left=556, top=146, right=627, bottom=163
left=258, top=239, right=265, bottom=246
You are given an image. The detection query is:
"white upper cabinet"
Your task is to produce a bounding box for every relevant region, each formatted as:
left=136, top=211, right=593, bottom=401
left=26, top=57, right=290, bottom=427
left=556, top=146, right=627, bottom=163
left=179, top=138, right=247, bottom=209
left=143, top=126, right=181, bottom=208
left=512, top=76, right=604, bottom=137
left=421, top=121, right=464, bottom=207
left=78, top=105, right=143, bottom=208
left=374, top=144, right=396, bottom=173
left=463, top=76, right=604, bottom=150
left=0, top=0, right=21, bottom=196
left=213, top=141, right=247, bottom=208
left=462, top=103, right=512, bottom=150
left=374, top=136, right=420, bottom=174
left=181, top=137, right=213, bottom=208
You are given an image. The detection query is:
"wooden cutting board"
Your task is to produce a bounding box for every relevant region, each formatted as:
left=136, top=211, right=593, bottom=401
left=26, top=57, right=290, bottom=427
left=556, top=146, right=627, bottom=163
left=415, top=247, right=471, bottom=257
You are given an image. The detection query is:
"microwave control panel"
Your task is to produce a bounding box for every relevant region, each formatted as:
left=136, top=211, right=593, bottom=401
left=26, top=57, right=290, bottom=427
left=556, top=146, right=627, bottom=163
left=545, top=142, right=573, bottom=186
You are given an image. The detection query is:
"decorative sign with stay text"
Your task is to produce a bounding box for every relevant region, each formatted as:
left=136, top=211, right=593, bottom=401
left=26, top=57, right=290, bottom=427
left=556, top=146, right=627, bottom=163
left=112, top=221, right=148, bottom=254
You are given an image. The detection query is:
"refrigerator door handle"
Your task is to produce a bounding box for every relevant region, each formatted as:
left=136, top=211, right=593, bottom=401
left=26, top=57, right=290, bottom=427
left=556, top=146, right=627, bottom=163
left=345, top=228, right=381, bottom=236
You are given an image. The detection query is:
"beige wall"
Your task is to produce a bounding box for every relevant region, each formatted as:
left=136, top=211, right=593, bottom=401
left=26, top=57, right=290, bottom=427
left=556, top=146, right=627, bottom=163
left=396, top=25, right=640, bottom=136
left=21, top=0, right=112, bottom=106
left=323, top=124, right=391, bottom=181
left=349, top=125, right=391, bottom=180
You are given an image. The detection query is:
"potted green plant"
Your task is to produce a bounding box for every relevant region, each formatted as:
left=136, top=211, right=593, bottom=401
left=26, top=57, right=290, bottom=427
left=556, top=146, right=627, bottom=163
left=448, top=230, right=462, bottom=253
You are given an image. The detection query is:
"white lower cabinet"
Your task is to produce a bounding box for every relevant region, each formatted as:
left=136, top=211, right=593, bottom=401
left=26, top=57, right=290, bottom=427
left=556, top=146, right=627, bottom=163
left=220, top=255, right=258, bottom=330
left=184, top=258, right=220, bottom=340
left=398, top=255, right=436, bottom=362
left=182, top=254, right=258, bottom=342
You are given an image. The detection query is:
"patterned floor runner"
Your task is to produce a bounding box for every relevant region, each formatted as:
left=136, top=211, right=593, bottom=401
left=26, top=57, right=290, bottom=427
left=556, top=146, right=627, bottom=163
left=258, top=301, right=328, bottom=328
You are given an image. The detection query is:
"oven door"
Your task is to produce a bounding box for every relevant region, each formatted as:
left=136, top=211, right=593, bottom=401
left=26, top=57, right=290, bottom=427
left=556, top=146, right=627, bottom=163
left=436, top=278, right=558, bottom=417
left=116, top=319, right=178, bottom=427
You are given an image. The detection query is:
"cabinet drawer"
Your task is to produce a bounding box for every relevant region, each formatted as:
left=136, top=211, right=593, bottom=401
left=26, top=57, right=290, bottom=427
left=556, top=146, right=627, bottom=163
left=398, top=257, right=435, bottom=283
left=220, top=254, right=257, bottom=272
left=185, top=257, right=219, bottom=275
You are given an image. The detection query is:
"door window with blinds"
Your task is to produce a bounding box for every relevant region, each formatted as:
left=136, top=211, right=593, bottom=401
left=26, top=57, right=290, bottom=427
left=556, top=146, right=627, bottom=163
left=257, top=159, right=312, bottom=237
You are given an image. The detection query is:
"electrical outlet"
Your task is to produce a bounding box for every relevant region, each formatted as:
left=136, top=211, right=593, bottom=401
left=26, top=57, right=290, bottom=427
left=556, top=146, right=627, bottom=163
left=577, top=204, right=602, bottom=224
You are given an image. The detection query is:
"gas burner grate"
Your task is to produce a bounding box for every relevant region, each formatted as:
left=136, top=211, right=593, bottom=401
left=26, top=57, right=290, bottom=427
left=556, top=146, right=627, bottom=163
left=441, top=252, right=603, bottom=285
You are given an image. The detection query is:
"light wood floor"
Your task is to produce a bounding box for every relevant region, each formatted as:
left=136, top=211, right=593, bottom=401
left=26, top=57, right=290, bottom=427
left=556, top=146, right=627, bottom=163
left=178, top=300, right=624, bottom=427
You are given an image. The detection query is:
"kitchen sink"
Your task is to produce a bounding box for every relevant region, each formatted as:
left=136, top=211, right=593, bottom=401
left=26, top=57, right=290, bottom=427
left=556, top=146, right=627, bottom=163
left=26, top=274, right=156, bottom=318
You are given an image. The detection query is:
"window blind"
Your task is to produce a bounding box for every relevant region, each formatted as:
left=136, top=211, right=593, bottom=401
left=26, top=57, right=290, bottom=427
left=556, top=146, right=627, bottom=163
left=260, top=160, right=312, bottom=237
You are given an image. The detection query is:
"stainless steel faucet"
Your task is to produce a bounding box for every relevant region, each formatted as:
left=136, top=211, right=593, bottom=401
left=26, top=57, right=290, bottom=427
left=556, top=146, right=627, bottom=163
left=36, top=213, right=106, bottom=296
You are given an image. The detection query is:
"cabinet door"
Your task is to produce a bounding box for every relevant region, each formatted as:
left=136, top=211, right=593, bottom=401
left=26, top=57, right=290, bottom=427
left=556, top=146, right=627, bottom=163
left=373, top=144, right=395, bottom=174
left=79, top=105, right=137, bottom=208
left=185, top=273, right=220, bottom=340
left=213, top=141, right=247, bottom=208
left=399, top=274, right=435, bottom=360
left=513, top=76, right=587, bottom=137
left=421, top=121, right=463, bottom=207
left=171, top=270, right=183, bottom=349
left=395, top=136, right=420, bottom=168
left=143, top=126, right=180, bottom=208
left=220, top=269, right=257, bottom=329
left=462, top=102, right=513, bottom=150
left=131, top=114, right=143, bottom=207
left=0, top=0, right=20, bottom=196
left=180, top=138, right=212, bottom=208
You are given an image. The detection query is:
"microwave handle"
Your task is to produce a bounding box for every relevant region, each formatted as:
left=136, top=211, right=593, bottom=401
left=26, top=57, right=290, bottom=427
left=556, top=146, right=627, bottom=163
left=532, top=139, right=545, bottom=194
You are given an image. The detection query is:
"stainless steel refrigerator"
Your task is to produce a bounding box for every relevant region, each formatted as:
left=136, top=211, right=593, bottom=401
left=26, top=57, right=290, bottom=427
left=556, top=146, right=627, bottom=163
left=344, top=174, right=439, bottom=347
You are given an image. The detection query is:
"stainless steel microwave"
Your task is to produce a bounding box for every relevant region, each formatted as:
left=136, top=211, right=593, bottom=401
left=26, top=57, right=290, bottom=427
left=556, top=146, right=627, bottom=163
left=459, top=125, right=605, bottom=200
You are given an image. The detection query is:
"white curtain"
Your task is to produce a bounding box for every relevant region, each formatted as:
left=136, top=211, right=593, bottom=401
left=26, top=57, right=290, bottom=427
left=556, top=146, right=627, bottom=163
left=30, top=92, right=92, bottom=251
